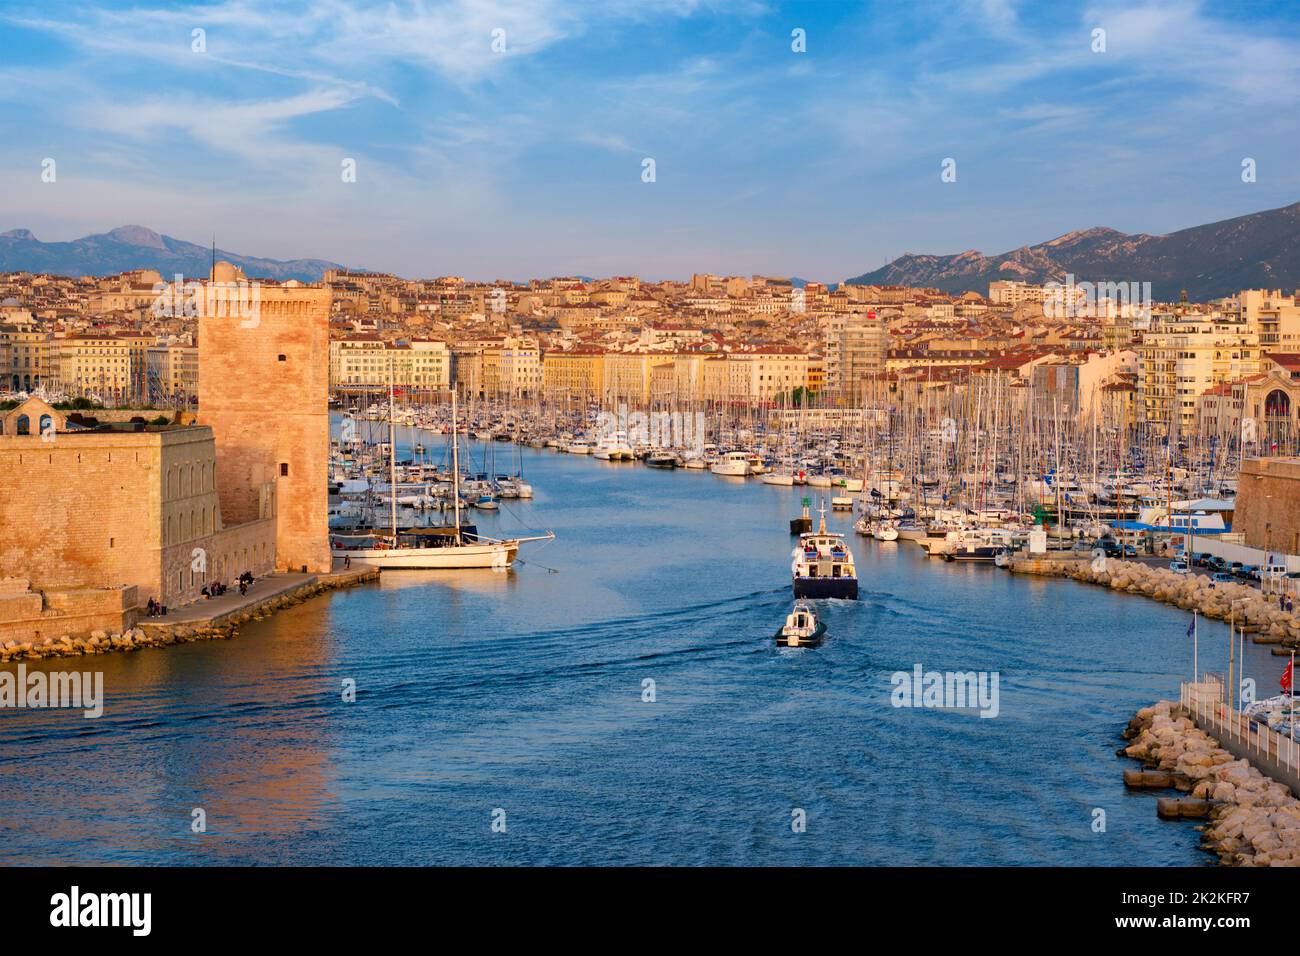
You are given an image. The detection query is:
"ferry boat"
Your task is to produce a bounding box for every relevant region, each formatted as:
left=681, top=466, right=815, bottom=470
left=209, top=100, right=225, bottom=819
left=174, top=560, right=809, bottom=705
left=775, top=601, right=826, bottom=647
left=791, top=505, right=859, bottom=599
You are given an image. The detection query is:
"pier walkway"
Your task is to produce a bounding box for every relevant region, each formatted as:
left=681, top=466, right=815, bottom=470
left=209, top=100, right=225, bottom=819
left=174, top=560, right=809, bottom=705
left=1181, top=679, right=1300, bottom=796
left=138, top=562, right=378, bottom=633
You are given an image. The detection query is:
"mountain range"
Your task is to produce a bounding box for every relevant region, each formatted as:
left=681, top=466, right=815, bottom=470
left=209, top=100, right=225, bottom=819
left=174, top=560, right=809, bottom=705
left=845, top=201, right=1300, bottom=301
left=0, top=226, right=343, bottom=282
left=4, top=202, right=1299, bottom=298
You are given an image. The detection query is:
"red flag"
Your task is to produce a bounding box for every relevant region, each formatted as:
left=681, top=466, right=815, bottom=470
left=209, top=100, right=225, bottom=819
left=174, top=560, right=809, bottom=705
left=1282, top=659, right=1293, bottom=693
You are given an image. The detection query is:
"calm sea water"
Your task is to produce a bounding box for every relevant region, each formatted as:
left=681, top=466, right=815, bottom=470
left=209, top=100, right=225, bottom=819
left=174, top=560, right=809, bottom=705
left=0, top=430, right=1281, bottom=866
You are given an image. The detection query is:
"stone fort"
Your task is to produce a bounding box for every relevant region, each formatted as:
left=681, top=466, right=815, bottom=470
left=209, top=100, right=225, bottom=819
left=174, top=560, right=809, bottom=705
left=0, top=264, right=331, bottom=642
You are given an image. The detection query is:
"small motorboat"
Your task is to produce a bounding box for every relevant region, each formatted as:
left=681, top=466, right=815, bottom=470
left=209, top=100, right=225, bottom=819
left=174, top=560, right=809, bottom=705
left=775, top=601, right=827, bottom=648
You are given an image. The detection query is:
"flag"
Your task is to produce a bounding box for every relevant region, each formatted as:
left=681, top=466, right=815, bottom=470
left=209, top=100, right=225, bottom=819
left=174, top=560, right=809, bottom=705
left=1186, top=620, right=1195, bottom=638
left=1282, top=659, right=1293, bottom=694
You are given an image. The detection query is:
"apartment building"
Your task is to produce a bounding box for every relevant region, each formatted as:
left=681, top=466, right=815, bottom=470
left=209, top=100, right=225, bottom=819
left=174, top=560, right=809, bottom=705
left=329, top=337, right=451, bottom=390
left=1137, top=317, right=1259, bottom=434
left=51, top=333, right=136, bottom=401
left=145, top=343, right=198, bottom=404
left=824, top=311, right=889, bottom=401
left=542, top=346, right=606, bottom=398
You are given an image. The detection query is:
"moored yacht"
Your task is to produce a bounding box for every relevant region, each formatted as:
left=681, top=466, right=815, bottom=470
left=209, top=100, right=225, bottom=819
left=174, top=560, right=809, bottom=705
left=711, top=451, right=751, bottom=476
left=330, top=391, right=553, bottom=570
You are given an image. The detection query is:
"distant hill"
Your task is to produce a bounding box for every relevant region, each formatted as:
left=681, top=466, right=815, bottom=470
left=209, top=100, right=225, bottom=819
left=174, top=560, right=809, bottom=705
left=0, top=225, right=345, bottom=282
left=844, top=201, right=1300, bottom=301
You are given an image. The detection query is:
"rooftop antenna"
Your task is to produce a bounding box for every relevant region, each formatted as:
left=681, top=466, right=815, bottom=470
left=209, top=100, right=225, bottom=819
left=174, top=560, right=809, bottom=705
left=210, top=235, right=216, bottom=281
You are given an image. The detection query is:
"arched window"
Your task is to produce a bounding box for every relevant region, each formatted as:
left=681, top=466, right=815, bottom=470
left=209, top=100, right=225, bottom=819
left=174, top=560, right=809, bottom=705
left=1265, top=389, right=1292, bottom=419
left=15, top=415, right=29, bottom=435
left=211, top=505, right=218, bottom=532
left=38, top=414, right=52, bottom=436
left=202, top=509, right=209, bottom=535
left=167, top=515, right=174, bottom=545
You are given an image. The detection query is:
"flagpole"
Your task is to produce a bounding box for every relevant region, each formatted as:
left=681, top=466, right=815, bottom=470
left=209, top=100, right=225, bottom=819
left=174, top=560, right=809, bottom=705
left=1239, top=623, right=1245, bottom=714
left=1227, top=614, right=1234, bottom=716
left=1193, top=610, right=1198, bottom=683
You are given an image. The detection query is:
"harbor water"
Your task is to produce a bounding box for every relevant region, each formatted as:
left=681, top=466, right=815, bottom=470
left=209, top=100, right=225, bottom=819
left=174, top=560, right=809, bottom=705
left=0, top=436, right=1283, bottom=865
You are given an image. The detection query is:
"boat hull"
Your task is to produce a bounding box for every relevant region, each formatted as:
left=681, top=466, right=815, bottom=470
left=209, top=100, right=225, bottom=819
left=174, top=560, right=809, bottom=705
left=331, top=541, right=518, bottom=569
left=792, top=577, right=859, bottom=599
left=775, top=621, right=827, bottom=648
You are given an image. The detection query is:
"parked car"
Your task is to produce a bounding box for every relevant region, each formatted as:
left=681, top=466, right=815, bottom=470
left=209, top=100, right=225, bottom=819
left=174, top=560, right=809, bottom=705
left=1095, top=538, right=1124, bottom=558
left=1238, top=564, right=1259, bottom=580
left=1170, top=560, right=1190, bottom=574
left=1211, top=572, right=1235, bottom=585
left=1123, top=544, right=1138, bottom=557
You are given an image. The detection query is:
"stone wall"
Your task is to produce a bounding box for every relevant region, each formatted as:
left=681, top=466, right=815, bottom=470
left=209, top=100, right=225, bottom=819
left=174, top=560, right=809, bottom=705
left=198, top=269, right=332, bottom=573
left=0, top=430, right=163, bottom=594
left=159, top=517, right=275, bottom=607
left=0, top=579, right=137, bottom=643
left=1235, top=458, right=1300, bottom=556
left=0, top=426, right=233, bottom=607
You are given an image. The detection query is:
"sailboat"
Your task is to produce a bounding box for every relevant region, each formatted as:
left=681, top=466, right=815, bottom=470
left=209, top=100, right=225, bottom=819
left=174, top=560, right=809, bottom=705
left=331, top=386, right=553, bottom=570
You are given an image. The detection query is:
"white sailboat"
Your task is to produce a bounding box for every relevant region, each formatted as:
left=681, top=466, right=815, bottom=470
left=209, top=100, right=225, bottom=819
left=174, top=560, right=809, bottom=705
left=331, top=386, right=553, bottom=570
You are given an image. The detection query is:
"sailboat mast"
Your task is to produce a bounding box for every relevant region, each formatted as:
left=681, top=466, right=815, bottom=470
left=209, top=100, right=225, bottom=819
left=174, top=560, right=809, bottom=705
left=451, top=391, right=462, bottom=537
left=388, top=362, right=398, bottom=540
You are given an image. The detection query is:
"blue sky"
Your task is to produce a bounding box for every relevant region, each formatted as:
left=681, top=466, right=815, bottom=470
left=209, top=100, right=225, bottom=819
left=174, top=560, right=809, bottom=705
left=0, top=0, right=1297, bottom=281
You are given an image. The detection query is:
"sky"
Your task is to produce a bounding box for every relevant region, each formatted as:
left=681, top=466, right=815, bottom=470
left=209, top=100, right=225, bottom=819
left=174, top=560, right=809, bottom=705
left=0, top=0, right=1297, bottom=282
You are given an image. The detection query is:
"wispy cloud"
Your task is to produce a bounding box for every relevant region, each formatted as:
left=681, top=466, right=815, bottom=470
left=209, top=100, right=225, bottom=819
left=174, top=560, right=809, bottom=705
left=0, top=0, right=1296, bottom=280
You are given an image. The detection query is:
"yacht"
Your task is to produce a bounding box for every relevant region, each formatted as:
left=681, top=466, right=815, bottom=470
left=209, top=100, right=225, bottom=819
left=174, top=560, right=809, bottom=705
left=791, top=506, right=859, bottom=599
left=593, top=429, right=635, bottom=461
left=775, top=602, right=827, bottom=648
left=711, top=451, right=751, bottom=476
left=874, top=521, right=900, bottom=541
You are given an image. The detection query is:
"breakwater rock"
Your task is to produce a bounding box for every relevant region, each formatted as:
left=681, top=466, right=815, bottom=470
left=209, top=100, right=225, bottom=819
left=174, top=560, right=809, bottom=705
left=0, top=570, right=376, bottom=663
left=1123, top=700, right=1300, bottom=866
left=1016, top=558, right=1300, bottom=645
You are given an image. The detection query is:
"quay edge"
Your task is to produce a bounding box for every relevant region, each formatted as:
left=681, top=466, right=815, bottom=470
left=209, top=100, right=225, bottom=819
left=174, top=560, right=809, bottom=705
left=0, top=567, right=378, bottom=663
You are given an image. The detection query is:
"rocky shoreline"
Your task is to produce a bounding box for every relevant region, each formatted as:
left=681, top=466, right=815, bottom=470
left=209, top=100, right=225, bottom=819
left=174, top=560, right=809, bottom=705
left=1123, top=700, right=1300, bottom=866
left=0, top=571, right=376, bottom=663
left=1013, top=557, right=1300, bottom=645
